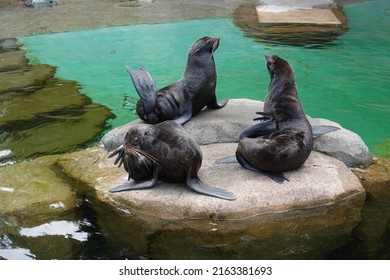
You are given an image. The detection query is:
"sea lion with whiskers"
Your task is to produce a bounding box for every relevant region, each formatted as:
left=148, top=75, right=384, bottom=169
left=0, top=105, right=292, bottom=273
left=108, top=120, right=236, bottom=201
left=126, top=36, right=227, bottom=125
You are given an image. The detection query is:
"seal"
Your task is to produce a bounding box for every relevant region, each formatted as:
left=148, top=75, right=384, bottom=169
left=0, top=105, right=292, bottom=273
left=233, top=54, right=338, bottom=183
left=108, top=120, right=236, bottom=201
left=126, top=36, right=228, bottom=125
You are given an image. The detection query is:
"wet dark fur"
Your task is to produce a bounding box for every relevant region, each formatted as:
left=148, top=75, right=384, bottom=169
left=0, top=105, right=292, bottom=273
left=118, top=121, right=201, bottom=182
left=130, top=36, right=227, bottom=124
left=109, top=121, right=236, bottom=200
left=237, top=54, right=313, bottom=172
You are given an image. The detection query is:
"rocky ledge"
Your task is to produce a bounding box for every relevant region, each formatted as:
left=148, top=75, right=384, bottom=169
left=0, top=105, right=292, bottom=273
left=73, top=98, right=366, bottom=258
left=0, top=98, right=380, bottom=258
left=98, top=99, right=371, bottom=223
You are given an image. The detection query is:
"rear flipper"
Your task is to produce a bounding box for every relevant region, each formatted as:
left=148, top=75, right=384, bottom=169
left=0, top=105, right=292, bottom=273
left=187, top=176, right=237, bottom=201
left=207, top=95, right=228, bottom=109
left=239, top=116, right=277, bottom=139
left=253, top=112, right=273, bottom=122
left=236, top=153, right=289, bottom=184
left=126, top=65, right=158, bottom=121
left=312, top=125, right=340, bottom=139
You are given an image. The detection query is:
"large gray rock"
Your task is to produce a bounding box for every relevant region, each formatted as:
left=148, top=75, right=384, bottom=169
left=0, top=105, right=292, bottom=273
left=101, top=98, right=373, bottom=168
left=91, top=98, right=368, bottom=258
left=312, top=127, right=373, bottom=168
left=94, top=144, right=364, bottom=221
left=56, top=140, right=365, bottom=258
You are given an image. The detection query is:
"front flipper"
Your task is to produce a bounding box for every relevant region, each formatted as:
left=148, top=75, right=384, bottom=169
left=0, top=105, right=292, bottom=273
left=109, top=165, right=160, bottom=193
left=126, top=65, right=157, bottom=117
left=236, top=153, right=289, bottom=184
left=207, top=95, right=228, bottom=109
left=215, top=156, right=238, bottom=164
left=108, top=145, right=125, bottom=167
left=312, top=125, right=340, bottom=139
left=186, top=176, right=237, bottom=201
left=174, top=99, right=192, bottom=125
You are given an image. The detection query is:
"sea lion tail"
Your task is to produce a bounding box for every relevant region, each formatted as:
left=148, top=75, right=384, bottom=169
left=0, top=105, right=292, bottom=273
left=126, top=65, right=157, bottom=117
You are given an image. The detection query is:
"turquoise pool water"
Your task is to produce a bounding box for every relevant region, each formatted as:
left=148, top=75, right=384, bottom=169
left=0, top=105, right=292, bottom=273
left=19, top=0, right=389, bottom=157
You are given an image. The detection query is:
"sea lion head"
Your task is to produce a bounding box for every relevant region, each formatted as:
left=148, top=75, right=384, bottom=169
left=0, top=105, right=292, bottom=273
left=124, top=124, right=158, bottom=154
left=265, top=54, right=295, bottom=82
left=122, top=124, right=160, bottom=177
left=188, top=36, right=220, bottom=64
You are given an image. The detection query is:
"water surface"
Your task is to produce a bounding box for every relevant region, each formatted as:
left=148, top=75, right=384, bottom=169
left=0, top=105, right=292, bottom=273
left=18, top=0, right=390, bottom=157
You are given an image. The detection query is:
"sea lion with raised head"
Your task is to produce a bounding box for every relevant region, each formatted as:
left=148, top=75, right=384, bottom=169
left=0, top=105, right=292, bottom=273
left=219, top=54, right=338, bottom=183
left=109, top=120, right=236, bottom=201
left=126, top=36, right=227, bottom=125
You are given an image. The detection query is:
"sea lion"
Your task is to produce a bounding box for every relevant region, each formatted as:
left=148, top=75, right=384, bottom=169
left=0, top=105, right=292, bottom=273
left=126, top=36, right=227, bottom=125
left=219, top=54, right=338, bottom=183
left=108, top=120, right=236, bottom=201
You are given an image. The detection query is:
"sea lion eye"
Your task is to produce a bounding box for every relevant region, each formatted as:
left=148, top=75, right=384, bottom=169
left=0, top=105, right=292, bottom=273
left=132, top=137, right=140, bottom=145
left=194, top=48, right=200, bottom=54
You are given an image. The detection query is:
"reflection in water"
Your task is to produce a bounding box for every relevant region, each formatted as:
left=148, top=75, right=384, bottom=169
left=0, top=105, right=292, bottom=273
left=0, top=235, right=36, bottom=260
left=19, top=220, right=90, bottom=242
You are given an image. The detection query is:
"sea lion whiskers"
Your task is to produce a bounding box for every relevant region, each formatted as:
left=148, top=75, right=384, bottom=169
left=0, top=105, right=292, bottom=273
left=132, top=148, right=161, bottom=169
left=109, top=121, right=236, bottom=200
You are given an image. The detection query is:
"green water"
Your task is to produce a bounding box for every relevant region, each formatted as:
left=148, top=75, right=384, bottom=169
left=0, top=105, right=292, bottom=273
left=19, top=0, right=390, bottom=157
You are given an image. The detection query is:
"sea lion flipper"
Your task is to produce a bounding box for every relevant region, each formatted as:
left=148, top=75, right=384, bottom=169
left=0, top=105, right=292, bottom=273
left=312, top=125, right=340, bottom=139
left=186, top=176, right=237, bottom=201
left=174, top=99, right=192, bottom=125
left=126, top=65, right=157, bottom=113
left=236, top=154, right=288, bottom=184
left=239, top=118, right=277, bottom=139
left=108, top=145, right=125, bottom=166
left=108, top=179, right=156, bottom=193
left=215, top=156, right=238, bottom=164
left=253, top=112, right=273, bottom=122
left=207, top=95, right=228, bottom=109
left=109, top=165, right=160, bottom=193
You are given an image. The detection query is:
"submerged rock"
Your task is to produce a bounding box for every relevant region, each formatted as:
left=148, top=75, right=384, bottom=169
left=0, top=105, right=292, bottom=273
left=0, top=64, right=56, bottom=93
left=0, top=79, right=89, bottom=125
left=330, top=157, right=390, bottom=259
left=0, top=155, right=76, bottom=214
left=0, top=50, right=28, bottom=72
left=0, top=45, right=114, bottom=164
